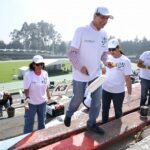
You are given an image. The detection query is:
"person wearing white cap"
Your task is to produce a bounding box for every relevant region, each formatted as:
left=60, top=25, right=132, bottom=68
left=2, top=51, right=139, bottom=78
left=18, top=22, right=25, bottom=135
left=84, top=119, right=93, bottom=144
left=137, top=51, right=150, bottom=107
left=23, top=55, right=51, bottom=134
left=64, top=6, right=113, bottom=135
left=102, top=38, right=132, bottom=123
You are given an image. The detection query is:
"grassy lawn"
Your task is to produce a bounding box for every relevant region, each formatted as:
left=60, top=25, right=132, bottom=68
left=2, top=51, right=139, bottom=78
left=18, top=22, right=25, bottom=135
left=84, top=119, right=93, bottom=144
left=0, top=60, right=71, bottom=83
left=0, top=60, right=31, bottom=83
left=0, top=59, right=137, bottom=83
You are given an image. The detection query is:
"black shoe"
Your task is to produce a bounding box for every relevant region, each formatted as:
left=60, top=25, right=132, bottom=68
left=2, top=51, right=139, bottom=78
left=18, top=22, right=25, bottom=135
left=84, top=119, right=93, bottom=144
left=64, top=116, right=71, bottom=127
left=87, top=125, right=105, bottom=135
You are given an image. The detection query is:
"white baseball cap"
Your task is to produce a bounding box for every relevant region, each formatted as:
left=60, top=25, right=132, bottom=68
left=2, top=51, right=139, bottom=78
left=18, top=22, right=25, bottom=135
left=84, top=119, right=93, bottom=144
left=108, top=38, right=119, bottom=49
left=32, top=55, right=44, bottom=64
left=95, top=7, right=113, bottom=19
left=0, top=92, right=4, bottom=99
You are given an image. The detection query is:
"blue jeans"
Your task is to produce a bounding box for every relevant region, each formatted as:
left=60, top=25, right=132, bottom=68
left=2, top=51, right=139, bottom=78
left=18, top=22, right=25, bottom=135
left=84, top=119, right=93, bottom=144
left=24, top=102, right=46, bottom=134
left=0, top=102, right=10, bottom=114
left=140, top=78, right=150, bottom=106
left=102, top=89, right=125, bottom=123
left=66, top=79, right=102, bottom=127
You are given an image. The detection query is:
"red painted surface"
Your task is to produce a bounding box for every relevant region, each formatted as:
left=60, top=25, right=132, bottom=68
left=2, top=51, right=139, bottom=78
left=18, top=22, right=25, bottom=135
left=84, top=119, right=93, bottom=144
left=40, top=134, right=97, bottom=150
left=40, top=111, right=150, bottom=150
left=10, top=84, right=142, bottom=150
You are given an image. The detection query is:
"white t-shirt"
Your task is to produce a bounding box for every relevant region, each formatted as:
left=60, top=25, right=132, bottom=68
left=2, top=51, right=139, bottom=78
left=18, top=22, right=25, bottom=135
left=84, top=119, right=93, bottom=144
left=102, top=55, right=132, bottom=93
left=23, top=70, right=49, bottom=105
left=71, top=25, right=108, bottom=82
left=139, top=51, right=150, bottom=80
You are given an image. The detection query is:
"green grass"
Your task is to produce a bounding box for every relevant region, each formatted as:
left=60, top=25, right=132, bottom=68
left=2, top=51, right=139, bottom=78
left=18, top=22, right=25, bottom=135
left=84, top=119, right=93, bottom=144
left=0, top=60, right=137, bottom=83
left=0, top=60, right=31, bottom=83
left=0, top=60, right=71, bottom=83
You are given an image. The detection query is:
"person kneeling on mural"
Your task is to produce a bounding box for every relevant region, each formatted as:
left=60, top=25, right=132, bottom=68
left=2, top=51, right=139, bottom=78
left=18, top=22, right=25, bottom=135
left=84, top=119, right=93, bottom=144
left=0, top=91, right=13, bottom=117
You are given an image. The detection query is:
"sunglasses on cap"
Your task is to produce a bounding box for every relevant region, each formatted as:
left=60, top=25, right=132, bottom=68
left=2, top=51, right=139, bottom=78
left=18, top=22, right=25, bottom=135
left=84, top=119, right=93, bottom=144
left=109, top=48, right=116, bottom=52
left=35, top=63, right=44, bottom=66
left=95, top=13, right=109, bottom=19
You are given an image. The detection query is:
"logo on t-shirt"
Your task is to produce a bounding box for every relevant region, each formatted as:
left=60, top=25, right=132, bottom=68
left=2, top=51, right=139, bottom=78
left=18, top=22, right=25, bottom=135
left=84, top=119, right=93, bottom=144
left=41, top=77, right=47, bottom=84
left=84, top=39, right=95, bottom=43
left=116, top=62, right=125, bottom=70
left=101, top=37, right=107, bottom=47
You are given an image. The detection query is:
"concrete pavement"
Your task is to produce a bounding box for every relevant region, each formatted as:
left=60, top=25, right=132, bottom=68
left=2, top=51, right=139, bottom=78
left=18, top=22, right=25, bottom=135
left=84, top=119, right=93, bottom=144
left=0, top=83, right=75, bottom=141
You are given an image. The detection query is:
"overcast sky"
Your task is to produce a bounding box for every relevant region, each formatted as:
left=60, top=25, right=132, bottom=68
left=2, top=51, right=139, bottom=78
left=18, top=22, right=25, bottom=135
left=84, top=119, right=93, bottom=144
left=0, top=0, right=150, bottom=44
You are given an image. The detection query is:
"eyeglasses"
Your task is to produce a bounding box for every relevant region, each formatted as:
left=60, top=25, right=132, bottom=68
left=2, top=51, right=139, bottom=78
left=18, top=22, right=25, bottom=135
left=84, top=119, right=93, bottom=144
left=109, top=48, right=116, bottom=52
left=95, top=13, right=109, bottom=20
left=35, top=63, right=44, bottom=66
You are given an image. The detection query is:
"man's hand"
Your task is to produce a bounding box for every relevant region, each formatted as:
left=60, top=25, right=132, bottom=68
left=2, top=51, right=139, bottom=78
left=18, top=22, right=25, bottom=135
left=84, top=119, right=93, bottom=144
left=80, top=66, right=89, bottom=76
left=106, top=62, right=116, bottom=68
left=138, top=60, right=144, bottom=65
left=137, top=60, right=145, bottom=68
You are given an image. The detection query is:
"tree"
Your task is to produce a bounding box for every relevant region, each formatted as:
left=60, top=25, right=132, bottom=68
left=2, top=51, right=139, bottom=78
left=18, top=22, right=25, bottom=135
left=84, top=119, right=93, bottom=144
left=10, top=21, right=62, bottom=50
left=58, top=42, right=67, bottom=55
left=7, top=41, right=23, bottom=49
left=0, top=41, right=6, bottom=49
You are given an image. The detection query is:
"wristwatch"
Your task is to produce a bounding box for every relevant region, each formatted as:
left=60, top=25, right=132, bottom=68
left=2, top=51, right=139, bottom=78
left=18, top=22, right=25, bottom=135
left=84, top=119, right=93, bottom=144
left=25, top=97, right=30, bottom=101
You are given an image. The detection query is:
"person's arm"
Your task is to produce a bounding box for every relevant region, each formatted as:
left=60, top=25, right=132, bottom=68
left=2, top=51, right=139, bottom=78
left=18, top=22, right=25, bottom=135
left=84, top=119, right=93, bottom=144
left=125, top=75, right=132, bottom=106
left=68, top=47, right=89, bottom=75
left=24, top=89, right=30, bottom=109
left=101, top=51, right=116, bottom=68
left=9, top=95, right=13, bottom=105
left=101, top=51, right=108, bottom=66
left=24, top=89, right=29, bottom=98
left=68, top=47, right=82, bottom=70
left=137, top=59, right=150, bottom=69
left=47, top=88, right=51, bottom=102
left=23, top=71, right=31, bottom=100
left=125, top=75, right=132, bottom=95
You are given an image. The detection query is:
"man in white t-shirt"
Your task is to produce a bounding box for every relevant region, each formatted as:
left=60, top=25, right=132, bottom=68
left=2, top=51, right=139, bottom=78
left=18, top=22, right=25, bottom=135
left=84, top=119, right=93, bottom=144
left=137, top=51, right=150, bottom=106
left=102, top=38, right=132, bottom=123
left=64, top=7, right=113, bottom=135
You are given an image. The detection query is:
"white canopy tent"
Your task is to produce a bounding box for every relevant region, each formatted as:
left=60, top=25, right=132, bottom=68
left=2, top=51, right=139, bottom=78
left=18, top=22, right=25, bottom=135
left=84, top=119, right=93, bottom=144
left=18, top=58, right=69, bottom=78
left=18, top=66, right=29, bottom=77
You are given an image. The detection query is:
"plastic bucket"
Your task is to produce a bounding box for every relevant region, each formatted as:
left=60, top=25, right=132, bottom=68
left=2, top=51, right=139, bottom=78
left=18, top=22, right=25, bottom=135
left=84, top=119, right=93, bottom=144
left=140, top=106, right=148, bottom=118
left=7, top=107, right=15, bottom=118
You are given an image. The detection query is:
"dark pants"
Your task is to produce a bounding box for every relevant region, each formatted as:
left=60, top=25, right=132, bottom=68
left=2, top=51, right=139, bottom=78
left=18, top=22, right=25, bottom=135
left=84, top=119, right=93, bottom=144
left=24, top=102, right=46, bottom=134
left=140, top=78, right=150, bottom=106
left=102, top=89, right=125, bottom=123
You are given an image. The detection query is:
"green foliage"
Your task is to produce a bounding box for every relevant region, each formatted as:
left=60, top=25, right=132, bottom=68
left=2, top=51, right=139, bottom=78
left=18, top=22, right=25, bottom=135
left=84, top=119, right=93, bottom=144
left=10, top=21, right=62, bottom=50
left=115, top=37, right=150, bottom=57
left=0, top=60, right=31, bottom=83
left=61, top=62, right=71, bottom=73
left=0, top=60, right=71, bottom=83
left=0, top=40, right=6, bottom=49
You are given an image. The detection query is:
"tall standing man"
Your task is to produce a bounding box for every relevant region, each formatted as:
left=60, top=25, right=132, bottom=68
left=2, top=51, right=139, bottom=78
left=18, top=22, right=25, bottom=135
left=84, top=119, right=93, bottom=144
left=137, top=51, right=150, bottom=106
left=64, top=7, right=113, bottom=134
